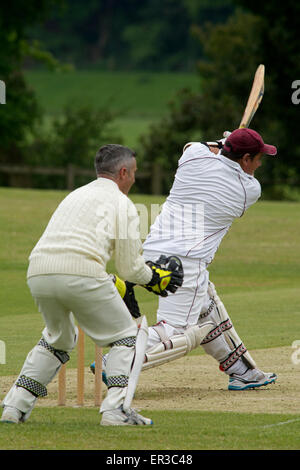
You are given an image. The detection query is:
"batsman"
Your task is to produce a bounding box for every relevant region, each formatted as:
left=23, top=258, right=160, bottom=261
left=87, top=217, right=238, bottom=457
left=94, top=128, right=278, bottom=391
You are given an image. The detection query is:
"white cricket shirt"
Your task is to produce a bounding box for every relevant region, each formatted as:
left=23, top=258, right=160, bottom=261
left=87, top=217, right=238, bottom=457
left=143, top=143, right=261, bottom=264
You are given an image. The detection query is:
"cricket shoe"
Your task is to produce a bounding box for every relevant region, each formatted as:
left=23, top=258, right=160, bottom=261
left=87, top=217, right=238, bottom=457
left=0, top=406, right=23, bottom=424
left=90, top=361, right=108, bottom=386
left=101, top=405, right=153, bottom=426
left=228, top=369, right=277, bottom=391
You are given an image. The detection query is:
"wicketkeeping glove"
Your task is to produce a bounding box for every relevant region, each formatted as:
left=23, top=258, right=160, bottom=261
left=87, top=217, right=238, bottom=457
left=112, top=275, right=141, bottom=319
left=142, top=255, right=184, bottom=297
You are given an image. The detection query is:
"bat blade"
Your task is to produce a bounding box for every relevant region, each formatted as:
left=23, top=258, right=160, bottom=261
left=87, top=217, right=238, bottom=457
left=239, top=64, right=265, bottom=128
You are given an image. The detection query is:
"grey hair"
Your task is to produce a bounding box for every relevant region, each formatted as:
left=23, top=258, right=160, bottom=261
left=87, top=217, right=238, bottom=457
left=95, top=144, right=136, bottom=176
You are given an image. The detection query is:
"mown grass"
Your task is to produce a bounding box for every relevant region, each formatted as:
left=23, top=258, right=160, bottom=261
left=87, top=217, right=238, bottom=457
left=25, top=70, right=200, bottom=147
left=0, top=187, right=300, bottom=449
left=1, top=407, right=300, bottom=450
left=25, top=70, right=199, bottom=117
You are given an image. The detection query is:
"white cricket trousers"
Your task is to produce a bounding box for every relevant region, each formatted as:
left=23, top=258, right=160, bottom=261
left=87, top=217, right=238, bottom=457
left=143, top=250, right=210, bottom=328
left=143, top=250, right=211, bottom=347
left=143, top=251, right=248, bottom=376
left=2, top=274, right=138, bottom=418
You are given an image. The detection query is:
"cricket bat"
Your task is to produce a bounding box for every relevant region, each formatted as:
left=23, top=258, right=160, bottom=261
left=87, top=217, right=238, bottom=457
left=123, top=315, right=148, bottom=412
left=239, top=64, right=265, bottom=128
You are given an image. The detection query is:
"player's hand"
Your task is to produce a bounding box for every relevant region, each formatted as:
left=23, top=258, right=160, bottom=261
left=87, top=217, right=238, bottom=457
left=142, top=255, right=184, bottom=297
left=223, top=131, right=231, bottom=139
left=112, top=275, right=141, bottom=319
left=206, top=131, right=232, bottom=150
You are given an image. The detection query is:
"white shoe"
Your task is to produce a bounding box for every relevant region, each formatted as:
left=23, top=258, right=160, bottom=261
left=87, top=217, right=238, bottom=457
left=101, top=406, right=153, bottom=426
left=0, top=406, right=23, bottom=424
left=228, top=368, right=277, bottom=390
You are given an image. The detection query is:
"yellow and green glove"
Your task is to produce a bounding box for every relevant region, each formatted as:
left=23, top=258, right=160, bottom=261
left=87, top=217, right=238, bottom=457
left=143, top=255, right=184, bottom=297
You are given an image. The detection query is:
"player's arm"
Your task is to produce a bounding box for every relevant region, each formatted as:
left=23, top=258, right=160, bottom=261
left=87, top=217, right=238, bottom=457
left=114, top=198, right=183, bottom=295
left=183, top=132, right=232, bottom=155
left=208, top=146, right=219, bottom=155
left=114, top=196, right=153, bottom=285
left=112, top=256, right=184, bottom=318
left=113, top=253, right=183, bottom=300
left=205, top=131, right=232, bottom=154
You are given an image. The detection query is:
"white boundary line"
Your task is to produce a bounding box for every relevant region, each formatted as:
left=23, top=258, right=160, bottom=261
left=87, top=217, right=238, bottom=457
left=260, top=418, right=300, bottom=429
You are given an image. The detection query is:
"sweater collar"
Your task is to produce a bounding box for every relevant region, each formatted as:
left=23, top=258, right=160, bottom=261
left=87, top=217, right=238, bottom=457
left=97, top=176, right=119, bottom=190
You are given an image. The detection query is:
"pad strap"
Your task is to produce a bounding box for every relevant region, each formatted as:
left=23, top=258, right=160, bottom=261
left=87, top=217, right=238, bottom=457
left=152, top=321, right=170, bottom=343
left=16, top=375, right=47, bottom=397
left=201, top=318, right=232, bottom=344
left=111, top=336, right=136, bottom=348
left=107, top=375, right=129, bottom=389
left=219, top=343, right=247, bottom=372
left=38, top=338, right=70, bottom=364
left=199, top=299, right=215, bottom=320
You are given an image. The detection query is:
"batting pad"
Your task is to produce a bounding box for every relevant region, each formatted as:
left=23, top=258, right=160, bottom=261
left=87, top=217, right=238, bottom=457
left=143, top=321, right=214, bottom=370
left=207, top=281, right=256, bottom=369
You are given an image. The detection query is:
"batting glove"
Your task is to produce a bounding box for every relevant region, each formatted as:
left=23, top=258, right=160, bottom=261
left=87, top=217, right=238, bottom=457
left=205, top=131, right=232, bottom=148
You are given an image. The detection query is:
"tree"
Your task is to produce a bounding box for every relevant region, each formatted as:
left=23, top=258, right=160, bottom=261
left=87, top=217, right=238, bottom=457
left=139, top=5, right=300, bottom=196
left=23, top=103, right=123, bottom=189
left=27, top=103, right=123, bottom=169
left=233, top=1, right=300, bottom=173
left=139, top=11, right=264, bottom=182
left=28, top=0, right=235, bottom=71
left=0, top=1, right=63, bottom=165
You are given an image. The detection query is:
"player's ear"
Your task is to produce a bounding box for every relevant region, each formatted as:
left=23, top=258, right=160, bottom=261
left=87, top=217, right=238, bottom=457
left=239, top=153, right=251, bottom=172
left=119, top=167, right=128, bottom=179
left=242, top=153, right=251, bottom=161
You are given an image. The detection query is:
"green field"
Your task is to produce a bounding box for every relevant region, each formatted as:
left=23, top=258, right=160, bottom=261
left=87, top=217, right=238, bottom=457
left=0, top=187, right=300, bottom=450
left=25, top=70, right=200, bottom=148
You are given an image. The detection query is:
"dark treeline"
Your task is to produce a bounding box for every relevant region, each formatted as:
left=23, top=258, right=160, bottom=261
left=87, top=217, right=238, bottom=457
left=1, top=0, right=300, bottom=198
left=28, top=0, right=234, bottom=71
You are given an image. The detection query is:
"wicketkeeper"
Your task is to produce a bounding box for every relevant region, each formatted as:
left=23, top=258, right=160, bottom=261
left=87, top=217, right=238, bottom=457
left=0, top=144, right=185, bottom=426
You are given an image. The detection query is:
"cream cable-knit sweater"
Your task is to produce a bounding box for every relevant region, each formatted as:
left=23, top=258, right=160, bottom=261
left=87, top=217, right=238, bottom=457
left=27, top=178, right=153, bottom=285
